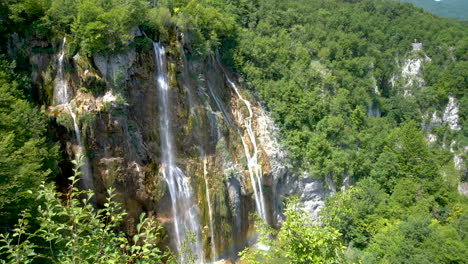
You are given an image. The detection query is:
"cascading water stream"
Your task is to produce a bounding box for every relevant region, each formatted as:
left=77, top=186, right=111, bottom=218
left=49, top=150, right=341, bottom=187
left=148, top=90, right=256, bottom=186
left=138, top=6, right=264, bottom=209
left=202, top=156, right=217, bottom=262
left=153, top=42, right=204, bottom=263
left=207, top=83, right=233, bottom=126
left=54, top=37, right=93, bottom=191
left=206, top=56, right=233, bottom=126
left=180, top=49, right=218, bottom=261
left=226, top=76, right=267, bottom=221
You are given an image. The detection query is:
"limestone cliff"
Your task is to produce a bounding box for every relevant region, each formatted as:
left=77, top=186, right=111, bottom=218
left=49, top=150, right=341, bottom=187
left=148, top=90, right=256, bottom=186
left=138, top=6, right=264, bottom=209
left=29, top=34, right=326, bottom=262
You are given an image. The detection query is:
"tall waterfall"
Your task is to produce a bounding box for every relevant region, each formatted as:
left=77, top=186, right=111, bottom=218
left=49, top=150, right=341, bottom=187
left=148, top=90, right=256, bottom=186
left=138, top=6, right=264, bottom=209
left=181, top=48, right=217, bottom=261
left=226, top=77, right=267, bottom=221
left=203, top=156, right=217, bottom=262
left=54, top=37, right=93, bottom=191
left=153, top=42, right=204, bottom=263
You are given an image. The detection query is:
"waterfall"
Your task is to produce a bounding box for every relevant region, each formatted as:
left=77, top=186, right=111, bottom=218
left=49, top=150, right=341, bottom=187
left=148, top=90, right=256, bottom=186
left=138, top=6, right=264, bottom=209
left=182, top=49, right=218, bottom=261
left=226, top=76, right=267, bottom=221
left=202, top=157, right=217, bottom=262
left=206, top=56, right=233, bottom=126
left=54, top=37, right=93, bottom=191
left=207, top=82, right=233, bottom=126
left=153, top=42, right=204, bottom=263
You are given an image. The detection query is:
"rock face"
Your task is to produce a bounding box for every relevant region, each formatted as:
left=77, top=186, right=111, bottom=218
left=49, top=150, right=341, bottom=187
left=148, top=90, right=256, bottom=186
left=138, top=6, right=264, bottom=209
left=443, top=96, right=461, bottom=131
left=30, top=37, right=327, bottom=262
left=391, top=49, right=466, bottom=193
left=28, top=35, right=467, bottom=261
left=392, top=53, right=431, bottom=97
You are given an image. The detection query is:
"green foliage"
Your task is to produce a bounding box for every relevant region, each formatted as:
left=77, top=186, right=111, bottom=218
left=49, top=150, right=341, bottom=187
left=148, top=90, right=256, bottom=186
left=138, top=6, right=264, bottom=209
left=0, top=60, right=59, bottom=228
left=225, top=0, right=467, bottom=187
left=6, top=0, right=149, bottom=56
left=363, top=215, right=468, bottom=263
left=240, top=197, right=347, bottom=264
left=72, top=0, right=148, bottom=55
left=0, top=156, right=169, bottom=264
left=1, top=0, right=466, bottom=263
left=322, top=151, right=466, bottom=262
left=145, top=5, right=173, bottom=41
left=7, top=0, right=49, bottom=32
left=371, top=122, right=438, bottom=189
left=174, top=0, right=237, bottom=55
left=322, top=178, right=387, bottom=248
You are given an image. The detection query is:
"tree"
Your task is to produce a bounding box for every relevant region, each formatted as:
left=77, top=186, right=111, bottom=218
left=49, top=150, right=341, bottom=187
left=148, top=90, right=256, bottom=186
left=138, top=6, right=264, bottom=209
left=240, top=197, right=348, bottom=264
left=0, top=156, right=169, bottom=264
left=321, top=178, right=387, bottom=248
left=363, top=216, right=468, bottom=264
left=72, top=0, right=148, bottom=55
left=0, top=61, right=59, bottom=228
left=379, top=121, right=438, bottom=180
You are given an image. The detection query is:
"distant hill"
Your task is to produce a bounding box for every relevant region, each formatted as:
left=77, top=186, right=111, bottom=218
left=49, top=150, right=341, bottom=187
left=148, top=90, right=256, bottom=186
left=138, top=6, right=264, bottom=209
left=401, top=0, right=468, bottom=20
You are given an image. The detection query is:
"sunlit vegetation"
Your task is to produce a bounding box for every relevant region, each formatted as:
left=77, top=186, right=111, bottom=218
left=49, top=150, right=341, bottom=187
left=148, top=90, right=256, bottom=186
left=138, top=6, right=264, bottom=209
left=0, top=0, right=466, bottom=263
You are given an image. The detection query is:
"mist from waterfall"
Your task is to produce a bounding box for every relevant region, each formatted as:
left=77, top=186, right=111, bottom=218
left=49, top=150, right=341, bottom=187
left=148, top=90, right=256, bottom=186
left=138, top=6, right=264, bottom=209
left=226, top=76, right=267, bottom=221
left=153, top=42, right=204, bottom=263
left=54, top=37, right=93, bottom=191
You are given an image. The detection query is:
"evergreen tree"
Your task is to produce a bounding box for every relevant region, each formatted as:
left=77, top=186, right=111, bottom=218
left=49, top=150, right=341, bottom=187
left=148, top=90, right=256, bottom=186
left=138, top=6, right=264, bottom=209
left=0, top=60, right=58, bottom=229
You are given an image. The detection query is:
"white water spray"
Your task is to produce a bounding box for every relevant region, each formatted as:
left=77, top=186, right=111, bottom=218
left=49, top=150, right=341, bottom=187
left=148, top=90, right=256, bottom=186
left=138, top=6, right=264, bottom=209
left=226, top=76, right=267, bottom=221
left=54, top=37, right=93, bottom=190
left=153, top=42, right=204, bottom=263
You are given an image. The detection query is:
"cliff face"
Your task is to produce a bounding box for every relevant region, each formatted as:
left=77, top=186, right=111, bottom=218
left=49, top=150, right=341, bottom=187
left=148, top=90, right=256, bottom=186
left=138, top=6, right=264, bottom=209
left=30, top=36, right=327, bottom=262
left=27, top=33, right=466, bottom=262
left=389, top=47, right=467, bottom=192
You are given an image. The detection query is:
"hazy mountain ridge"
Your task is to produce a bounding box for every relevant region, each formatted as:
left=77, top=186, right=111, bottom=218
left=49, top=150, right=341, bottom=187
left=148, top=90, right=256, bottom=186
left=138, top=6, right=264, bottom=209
left=401, top=0, right=468, bottom=20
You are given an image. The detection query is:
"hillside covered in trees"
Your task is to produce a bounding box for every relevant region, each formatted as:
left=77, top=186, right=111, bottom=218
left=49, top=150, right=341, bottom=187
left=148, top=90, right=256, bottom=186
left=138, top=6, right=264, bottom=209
left=0, top=0, right=466, bottom=263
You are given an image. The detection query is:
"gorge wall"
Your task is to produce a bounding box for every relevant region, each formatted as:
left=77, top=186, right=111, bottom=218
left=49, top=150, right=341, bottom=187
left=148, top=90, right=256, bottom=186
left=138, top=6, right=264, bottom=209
left=29, top=33, right=328, bottom=263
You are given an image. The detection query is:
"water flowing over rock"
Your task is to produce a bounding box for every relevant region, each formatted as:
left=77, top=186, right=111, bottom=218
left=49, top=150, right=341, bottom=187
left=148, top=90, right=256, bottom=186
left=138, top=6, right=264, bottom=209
left=367, top=100, right=381, bottom=117
left=153, top=42, right=204, bottom=263
left=38, top=36, right=328, bottom=262
left=54, top=37, right=93, bottom=191
left=227, top=76, right=267, bottom=222
left=203, top=156, right=217, bottom=262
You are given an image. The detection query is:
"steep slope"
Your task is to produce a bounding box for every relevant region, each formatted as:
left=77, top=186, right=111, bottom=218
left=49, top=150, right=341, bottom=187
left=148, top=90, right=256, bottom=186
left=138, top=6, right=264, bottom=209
left=26, top=31, right=326, bottom=262
left=0, top=0, right=466, bottom=263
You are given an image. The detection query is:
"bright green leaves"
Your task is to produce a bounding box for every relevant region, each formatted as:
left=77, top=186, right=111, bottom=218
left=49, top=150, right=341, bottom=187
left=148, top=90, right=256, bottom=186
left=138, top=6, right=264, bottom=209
left=8, top=0, right=149, bottom=56
left=363, top=216, right=468, bottom=264
left=277, top=198, right=347, bottom=264
left=383, top=121, right=438, bottom=180
left=0, top=156, right=168, bottom=264
left=322, top=178, right=387, bottom=248
left=0, top=61, right=58, bottom=228
left=72, top=0, right=148, bottom=55
left=240, top=197, right=347, bottom=264
left=174, top=0, right=236, bottom=55
left=322, top=127, right=466, bottom=262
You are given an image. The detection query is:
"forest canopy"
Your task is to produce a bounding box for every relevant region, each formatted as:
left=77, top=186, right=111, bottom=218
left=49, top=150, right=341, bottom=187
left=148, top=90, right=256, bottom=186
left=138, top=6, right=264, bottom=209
left=0, top=0, right=466, bottom=263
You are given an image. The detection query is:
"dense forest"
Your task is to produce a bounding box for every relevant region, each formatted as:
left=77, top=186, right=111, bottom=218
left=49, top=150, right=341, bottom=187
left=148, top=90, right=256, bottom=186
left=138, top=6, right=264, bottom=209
left=0, top=0, right=466, bottom=263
